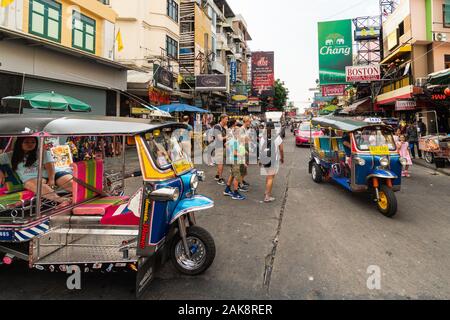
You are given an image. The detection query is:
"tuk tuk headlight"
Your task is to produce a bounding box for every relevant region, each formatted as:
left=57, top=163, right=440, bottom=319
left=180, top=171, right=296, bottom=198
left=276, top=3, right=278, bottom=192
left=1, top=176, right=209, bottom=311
left=400, top=157, right=407, bottom=166
left=190, top=175, right=199, bottom=191
left=354, top=157, right=366, bottom=166
left=380, top=157, right=389, bottom=167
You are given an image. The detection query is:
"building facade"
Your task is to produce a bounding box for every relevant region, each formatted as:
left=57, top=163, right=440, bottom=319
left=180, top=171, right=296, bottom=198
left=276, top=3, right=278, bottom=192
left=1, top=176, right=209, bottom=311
left=110, top=0, right=190, bottom=116
left=0, top=0, right=127, bottom=116
left=179, top=0, right=251, bottom=114
left=376, top=0, right=450, bottom=132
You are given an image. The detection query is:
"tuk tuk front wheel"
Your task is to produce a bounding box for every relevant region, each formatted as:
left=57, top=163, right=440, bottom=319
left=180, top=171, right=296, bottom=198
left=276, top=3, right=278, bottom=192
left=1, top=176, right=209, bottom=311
left=311, top=163, right=323, bottom=184
left=170, top=226, right=216, bottom=276
left=376, top=185, right=397, bottom=218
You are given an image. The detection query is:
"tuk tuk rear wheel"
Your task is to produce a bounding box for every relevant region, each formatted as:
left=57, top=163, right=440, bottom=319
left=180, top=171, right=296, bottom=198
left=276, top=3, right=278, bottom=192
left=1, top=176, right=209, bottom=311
left=377, top=185, right=397, bottom=218
left=311, top=163, right=323, bottom=183
left=170, top=226, right=216, bottom=276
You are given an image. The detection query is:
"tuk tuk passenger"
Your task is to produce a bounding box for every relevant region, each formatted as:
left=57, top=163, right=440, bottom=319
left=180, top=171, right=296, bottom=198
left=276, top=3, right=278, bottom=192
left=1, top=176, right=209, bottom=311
left=0, top=137, right=72, bottom=207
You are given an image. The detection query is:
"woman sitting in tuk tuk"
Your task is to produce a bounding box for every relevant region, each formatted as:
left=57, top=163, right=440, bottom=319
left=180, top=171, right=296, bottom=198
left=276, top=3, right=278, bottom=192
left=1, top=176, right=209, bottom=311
left=0, top=137, right=73, bottom=207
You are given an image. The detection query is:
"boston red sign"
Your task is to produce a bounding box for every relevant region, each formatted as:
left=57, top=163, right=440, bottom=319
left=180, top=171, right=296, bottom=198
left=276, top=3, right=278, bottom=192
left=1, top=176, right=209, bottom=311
left=346, top=65, right=381, bottom=82
left=322, top=84, right=346, bottom=97
left=251, top=51, right=275, bottom=97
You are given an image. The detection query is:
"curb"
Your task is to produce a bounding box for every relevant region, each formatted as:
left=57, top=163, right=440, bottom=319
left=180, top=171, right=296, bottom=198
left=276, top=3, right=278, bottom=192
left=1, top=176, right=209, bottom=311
left=412, top=159, right=450, bottom=177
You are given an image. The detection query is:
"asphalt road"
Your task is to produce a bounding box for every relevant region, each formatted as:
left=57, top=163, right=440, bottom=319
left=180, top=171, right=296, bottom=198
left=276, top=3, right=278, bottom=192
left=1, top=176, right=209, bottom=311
left=1, top=134, right=449, bottom=300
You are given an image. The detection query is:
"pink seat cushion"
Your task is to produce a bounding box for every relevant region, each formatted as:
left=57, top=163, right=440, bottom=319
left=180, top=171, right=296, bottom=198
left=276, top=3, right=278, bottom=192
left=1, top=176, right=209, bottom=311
left=72, top=196, right=129, bottom=216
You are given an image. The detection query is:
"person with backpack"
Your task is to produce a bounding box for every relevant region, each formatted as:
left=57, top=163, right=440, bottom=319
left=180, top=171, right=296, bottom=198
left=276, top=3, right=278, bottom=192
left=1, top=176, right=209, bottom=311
left=259, top=121, right=284, bottom=203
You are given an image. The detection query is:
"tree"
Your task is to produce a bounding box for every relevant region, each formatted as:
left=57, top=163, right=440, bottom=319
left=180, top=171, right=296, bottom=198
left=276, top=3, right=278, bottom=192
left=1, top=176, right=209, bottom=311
left=273, top=79, right=289, bottom=111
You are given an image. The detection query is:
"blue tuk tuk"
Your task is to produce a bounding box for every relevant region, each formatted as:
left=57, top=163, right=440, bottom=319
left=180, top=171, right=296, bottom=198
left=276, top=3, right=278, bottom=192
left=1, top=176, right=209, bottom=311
left=309, top=117, right=407, bottom=218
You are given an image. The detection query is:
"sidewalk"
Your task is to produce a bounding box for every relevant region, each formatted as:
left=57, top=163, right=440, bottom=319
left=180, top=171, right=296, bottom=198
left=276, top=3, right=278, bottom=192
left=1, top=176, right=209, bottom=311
left=412, top=158, right=450, bottom=176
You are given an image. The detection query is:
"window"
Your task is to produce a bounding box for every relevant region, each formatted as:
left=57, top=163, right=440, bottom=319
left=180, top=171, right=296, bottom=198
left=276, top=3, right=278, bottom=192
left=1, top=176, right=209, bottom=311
left=29, top=0, right=61, bottom=42
left=72, top=12, right=96, bottom=54
left=166, top=36, right=178, bottom=59
left=445, top=55, right=450, bottom=69
left=444, top=4, right=450, bottom=28
left=167, top=0, right=179, bottom=23
left=98, top=0, right=110, bottom=4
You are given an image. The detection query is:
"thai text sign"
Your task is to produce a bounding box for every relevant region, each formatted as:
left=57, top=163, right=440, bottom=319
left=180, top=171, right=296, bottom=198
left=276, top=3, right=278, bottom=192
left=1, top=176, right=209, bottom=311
left=346, top=65, right=381, bottom=82
left=251, top=51, right=275, bottom=97
left=322, top=84, right=346, bottom=97
left=318, top=19, right=353, bottom=85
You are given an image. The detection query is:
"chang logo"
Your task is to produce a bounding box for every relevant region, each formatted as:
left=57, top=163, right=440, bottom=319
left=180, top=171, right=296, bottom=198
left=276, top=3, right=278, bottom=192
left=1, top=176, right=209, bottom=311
left=320, top=33, right=351, bottom=56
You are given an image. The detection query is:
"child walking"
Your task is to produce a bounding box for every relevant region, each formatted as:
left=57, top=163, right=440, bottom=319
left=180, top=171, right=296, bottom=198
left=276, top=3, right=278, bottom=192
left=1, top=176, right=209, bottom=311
left=397, top=135, right=413, bottom=177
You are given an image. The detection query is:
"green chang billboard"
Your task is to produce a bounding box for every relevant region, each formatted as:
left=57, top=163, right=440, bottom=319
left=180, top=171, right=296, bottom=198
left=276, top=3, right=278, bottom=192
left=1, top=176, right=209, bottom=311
left=318, top=19, right=353, bottom=85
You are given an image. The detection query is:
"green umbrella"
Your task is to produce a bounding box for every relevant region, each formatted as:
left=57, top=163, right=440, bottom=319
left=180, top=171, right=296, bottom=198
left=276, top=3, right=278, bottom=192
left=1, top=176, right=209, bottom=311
left=1, top=92, right=92, bottom=112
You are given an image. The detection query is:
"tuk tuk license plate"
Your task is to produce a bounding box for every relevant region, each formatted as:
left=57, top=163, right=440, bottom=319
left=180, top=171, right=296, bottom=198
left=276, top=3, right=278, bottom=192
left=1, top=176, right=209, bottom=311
left=369, top=146, right=390, bottom=156
left=0, top=230, right=14, bottom=241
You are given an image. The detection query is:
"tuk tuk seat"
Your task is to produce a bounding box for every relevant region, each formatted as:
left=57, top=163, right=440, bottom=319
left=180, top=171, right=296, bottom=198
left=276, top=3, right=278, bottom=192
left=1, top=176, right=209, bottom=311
left=71, top=160, right=129, bottom=216
left=0, top=164, right=35, bottom=209
left=316, top=137, right=336, bottom=159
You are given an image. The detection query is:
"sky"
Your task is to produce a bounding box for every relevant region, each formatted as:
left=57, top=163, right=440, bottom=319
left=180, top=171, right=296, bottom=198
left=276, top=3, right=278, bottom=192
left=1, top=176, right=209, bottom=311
left=227, top=0, right=381, bottom=110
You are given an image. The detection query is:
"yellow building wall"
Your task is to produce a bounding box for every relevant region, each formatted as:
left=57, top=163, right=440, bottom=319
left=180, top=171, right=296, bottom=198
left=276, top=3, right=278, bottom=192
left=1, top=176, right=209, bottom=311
left=22, top=0, right=117, bottom=57
left=194, top=5, right=211, bottom=52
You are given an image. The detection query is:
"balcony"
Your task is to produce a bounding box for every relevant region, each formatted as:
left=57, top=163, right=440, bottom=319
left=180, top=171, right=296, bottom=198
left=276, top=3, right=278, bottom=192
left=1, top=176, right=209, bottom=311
left=380, top=76, right=412, bottom=94
left=211, top=61, right=225, bottom=74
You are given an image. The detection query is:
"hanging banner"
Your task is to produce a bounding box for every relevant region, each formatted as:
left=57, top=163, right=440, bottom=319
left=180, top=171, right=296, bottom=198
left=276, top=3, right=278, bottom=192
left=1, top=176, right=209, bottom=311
left=321, top=84, right=346, bottom=97
left=251, top=51, right=275, bottom=97
left=346, top=65, right=381, bottom=82
left=318, top=19, right=353, bottom=85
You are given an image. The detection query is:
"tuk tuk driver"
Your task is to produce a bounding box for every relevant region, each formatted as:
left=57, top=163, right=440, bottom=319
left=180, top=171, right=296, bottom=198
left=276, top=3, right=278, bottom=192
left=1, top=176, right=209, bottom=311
left=0, top=137, right=73, bottom=208
left=342, top=132, right=352, bottom=166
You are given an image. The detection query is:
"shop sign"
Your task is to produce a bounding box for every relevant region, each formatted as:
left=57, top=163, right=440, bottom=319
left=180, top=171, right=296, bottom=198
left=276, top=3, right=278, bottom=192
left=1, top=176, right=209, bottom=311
left=354, top=27, right=381, bottom=41
left=248, top=97, right=260, bottom=106
left=248, top=105, right=262, bottom=113
left=154, top=65, right=174, bottom=92
left=195, top=75, right=228, bottom=91
left=346, top=65, right=381, bottom=82
left=318, top=19, right=353, bottom=85
left=149, top=87, right=171, bottom=105
left=251, top=51, right=275, bottom=97
left=230, top=61, right=237, bottom=84
left=322, top=85, right=346, bottom=97
left=395, top=100, right=416, bottom=111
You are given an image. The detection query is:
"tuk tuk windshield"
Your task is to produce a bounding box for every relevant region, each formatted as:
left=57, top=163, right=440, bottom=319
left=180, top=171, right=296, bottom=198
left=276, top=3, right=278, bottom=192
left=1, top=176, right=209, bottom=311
left=354, top=128, right=396, bottom=151
left=146, top=129, right=190, bottom=169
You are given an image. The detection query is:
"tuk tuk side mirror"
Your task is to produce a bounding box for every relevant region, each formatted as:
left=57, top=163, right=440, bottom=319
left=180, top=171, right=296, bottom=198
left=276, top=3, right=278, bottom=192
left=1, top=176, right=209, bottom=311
left=148, top=187, right=180, bottom=202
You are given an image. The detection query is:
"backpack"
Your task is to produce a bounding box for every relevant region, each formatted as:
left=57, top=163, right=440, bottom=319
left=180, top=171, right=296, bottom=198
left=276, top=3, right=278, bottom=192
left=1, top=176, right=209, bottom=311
left=263, top=136, right=272, bottom=168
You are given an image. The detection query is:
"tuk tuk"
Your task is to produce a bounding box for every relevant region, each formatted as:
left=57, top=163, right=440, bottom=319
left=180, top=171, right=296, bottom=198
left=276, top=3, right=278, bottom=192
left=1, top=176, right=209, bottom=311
left=309, top=117, right=406, bottom=218
left=0, top=115, right=215, bottom=297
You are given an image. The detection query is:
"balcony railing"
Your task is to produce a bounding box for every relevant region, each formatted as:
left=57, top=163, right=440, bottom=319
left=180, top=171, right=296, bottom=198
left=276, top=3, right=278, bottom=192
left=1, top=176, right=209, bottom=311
left=380, top=75, right=412, bottom=94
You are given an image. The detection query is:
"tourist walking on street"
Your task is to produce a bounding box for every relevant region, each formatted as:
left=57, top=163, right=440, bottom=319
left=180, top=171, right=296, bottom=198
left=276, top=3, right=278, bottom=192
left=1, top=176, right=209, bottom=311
left=407, top=122, right=422, bottom=159
left=214, top=114, right=229, bottom=185
left=260, top=121, right=284, bottom=203
left=179, top=115, right=193, bottom=159
left=239, top=116, right=252, bottom=190
left=224, top=127, right=246, bottom=200
left=397, top=135, right=413, bottom=178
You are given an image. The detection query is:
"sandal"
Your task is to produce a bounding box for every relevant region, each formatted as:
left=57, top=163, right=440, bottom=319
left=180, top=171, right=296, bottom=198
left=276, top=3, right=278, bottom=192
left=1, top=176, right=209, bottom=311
left=56, top=198, right=72, bottom=209
left=264, top=197, right=276, bottom=203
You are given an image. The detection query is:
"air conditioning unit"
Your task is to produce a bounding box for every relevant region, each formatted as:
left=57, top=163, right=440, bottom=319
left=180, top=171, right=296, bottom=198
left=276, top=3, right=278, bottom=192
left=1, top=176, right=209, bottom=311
left=415, top=77, right=428, bottom=87
left=433, top=32, right=448, bottom=42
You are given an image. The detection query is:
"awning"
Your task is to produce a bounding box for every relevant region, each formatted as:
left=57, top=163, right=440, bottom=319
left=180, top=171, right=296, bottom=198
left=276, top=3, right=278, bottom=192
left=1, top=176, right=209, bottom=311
left=428, top=68, right=450, bottom=86
left=376, top=85, right=416, bottom=105
left=127, top=70, right=152, bottom=85
left=380, top=44, right=412, bottom=65
left=342, top=98, right=371, bottom=114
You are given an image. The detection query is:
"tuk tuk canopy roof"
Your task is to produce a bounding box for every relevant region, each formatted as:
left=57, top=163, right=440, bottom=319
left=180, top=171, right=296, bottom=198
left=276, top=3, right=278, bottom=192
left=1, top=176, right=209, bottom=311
left=311, top=116, right=389, bottom=132
left=0, top=115, right=186, bottom=136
